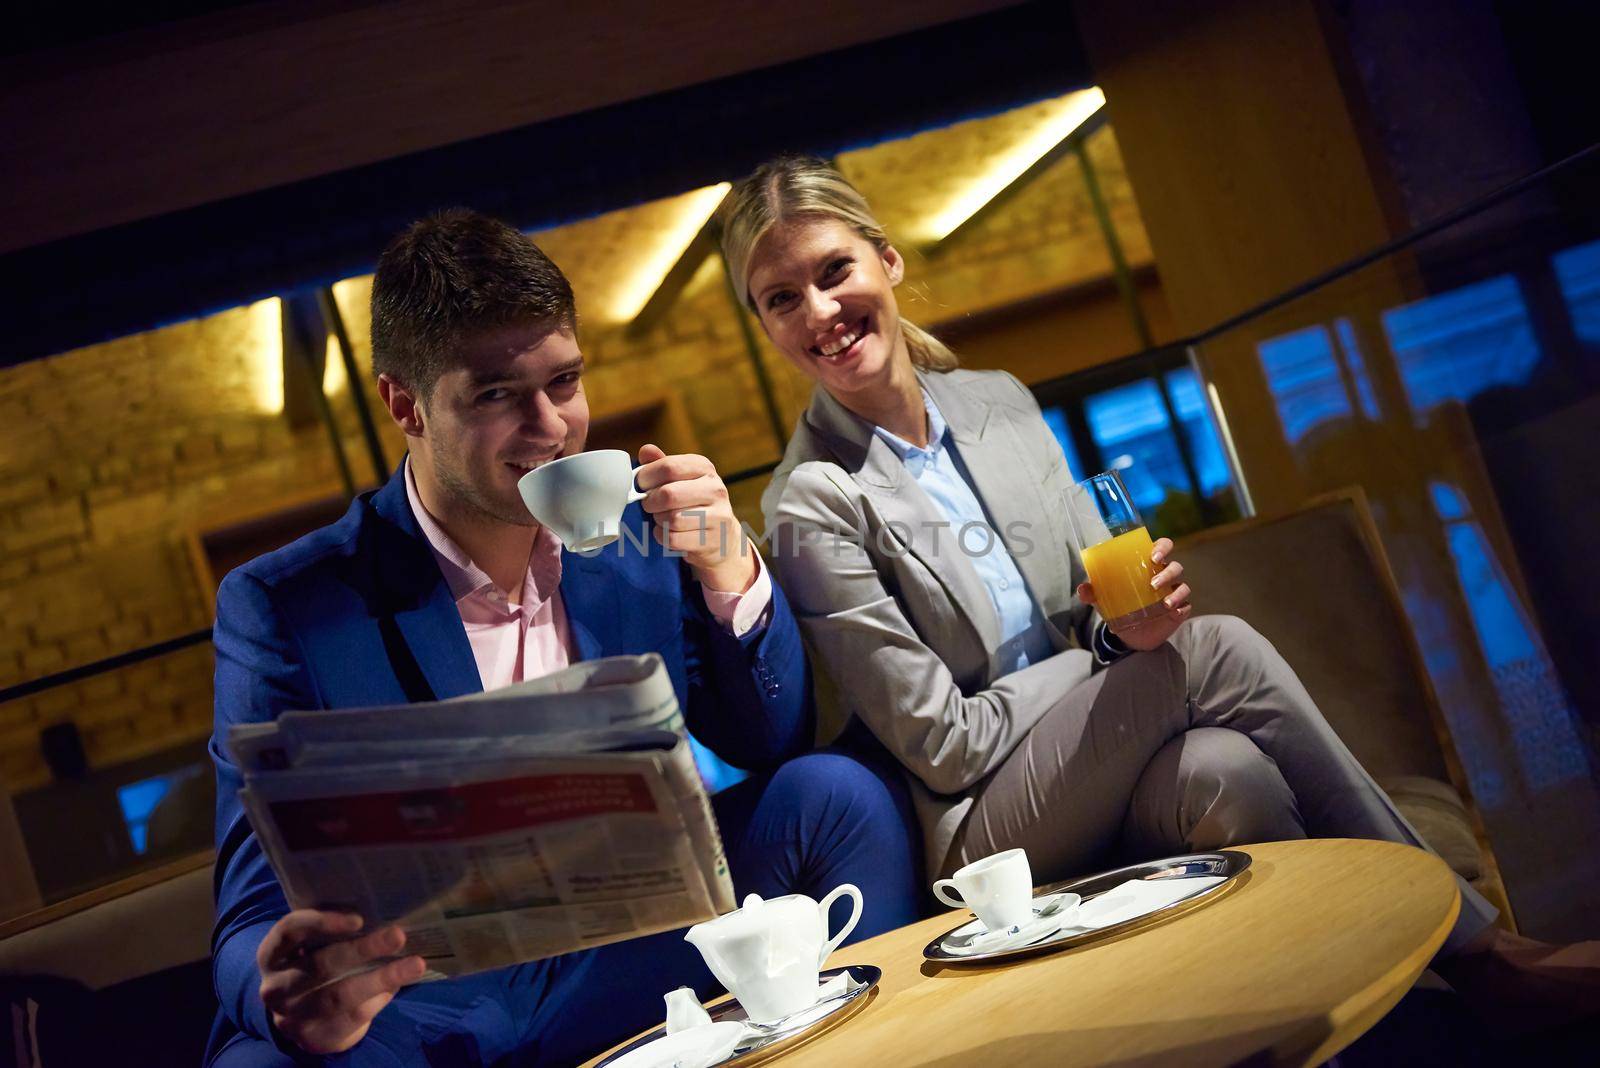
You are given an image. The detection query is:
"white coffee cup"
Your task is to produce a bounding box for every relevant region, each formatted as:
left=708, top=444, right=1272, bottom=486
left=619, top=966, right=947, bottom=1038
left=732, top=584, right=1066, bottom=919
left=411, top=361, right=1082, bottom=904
left=516, top=449, right=647, bottom=551
left=932, top=848, right=1034, bottom=932
left=684, top=886, right=863, bottom=1023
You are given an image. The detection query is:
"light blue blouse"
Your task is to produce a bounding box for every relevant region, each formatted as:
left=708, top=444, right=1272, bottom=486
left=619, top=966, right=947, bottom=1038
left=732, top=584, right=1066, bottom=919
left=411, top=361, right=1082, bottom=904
left=872, top=391, right=1056, bottom=676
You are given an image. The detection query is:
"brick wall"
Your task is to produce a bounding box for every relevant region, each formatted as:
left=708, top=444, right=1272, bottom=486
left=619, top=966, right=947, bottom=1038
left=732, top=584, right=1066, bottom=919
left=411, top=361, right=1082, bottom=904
left=1, top=123, right=1157, bottom=792
left=0, top=302, right=370, bottom=787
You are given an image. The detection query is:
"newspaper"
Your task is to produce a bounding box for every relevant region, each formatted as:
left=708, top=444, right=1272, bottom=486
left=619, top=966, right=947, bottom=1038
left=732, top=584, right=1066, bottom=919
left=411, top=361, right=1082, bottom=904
left=228, top=654, right=734, bottom=977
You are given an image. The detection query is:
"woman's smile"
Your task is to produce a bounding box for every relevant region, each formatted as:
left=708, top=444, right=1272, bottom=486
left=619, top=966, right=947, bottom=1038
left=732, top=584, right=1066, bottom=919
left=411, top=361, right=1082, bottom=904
left=812, top=316, right=870, bottom=362
left=747, top=218, right=909, bottom=397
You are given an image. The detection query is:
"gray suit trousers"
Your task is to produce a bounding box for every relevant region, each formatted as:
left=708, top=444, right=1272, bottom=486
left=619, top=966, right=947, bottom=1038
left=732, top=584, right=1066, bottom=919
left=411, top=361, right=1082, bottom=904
left=950, top=614, right=1498, bottom=954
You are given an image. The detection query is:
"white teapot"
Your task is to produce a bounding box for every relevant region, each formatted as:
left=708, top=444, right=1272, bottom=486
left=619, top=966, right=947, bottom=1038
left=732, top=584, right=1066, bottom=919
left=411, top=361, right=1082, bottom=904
left=683, top=885, right=863, bottom=1023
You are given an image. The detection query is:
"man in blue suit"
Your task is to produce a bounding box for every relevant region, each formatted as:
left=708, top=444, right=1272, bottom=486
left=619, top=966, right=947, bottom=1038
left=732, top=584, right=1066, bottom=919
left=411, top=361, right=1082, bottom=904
left=207, top=209, right=921, bottom=1067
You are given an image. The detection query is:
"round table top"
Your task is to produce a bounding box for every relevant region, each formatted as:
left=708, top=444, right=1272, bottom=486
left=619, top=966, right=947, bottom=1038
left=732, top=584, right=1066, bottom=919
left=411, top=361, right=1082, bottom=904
left=585, top=838, right=1461, bottom=1068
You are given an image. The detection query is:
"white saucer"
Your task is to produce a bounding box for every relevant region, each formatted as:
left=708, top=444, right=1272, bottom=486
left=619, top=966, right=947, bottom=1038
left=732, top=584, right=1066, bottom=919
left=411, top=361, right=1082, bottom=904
left=924, top=852, right=1250, bottom=964
left=937, top=891, right=1081, bottom=956
left=1075, top=875, right=1225, bottom=929
left=602, top=1021, right=744, bottom=1068
left=596, top=965, right=881, bottom=1068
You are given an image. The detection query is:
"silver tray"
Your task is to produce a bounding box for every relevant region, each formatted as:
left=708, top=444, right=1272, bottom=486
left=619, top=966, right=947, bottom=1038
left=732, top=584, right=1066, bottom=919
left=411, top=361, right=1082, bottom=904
left=595, top=964, right=881, bottom=1068
left=923, top=850, right=1251, bottom=964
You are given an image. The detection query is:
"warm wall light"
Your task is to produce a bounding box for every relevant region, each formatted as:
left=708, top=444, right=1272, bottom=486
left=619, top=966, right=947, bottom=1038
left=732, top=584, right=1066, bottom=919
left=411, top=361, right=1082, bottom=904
left=608, top=183, right=731, bottom=321
left=330, top=277, right=368, bottom=322
left=922, top=87, right=1106, bottom=242
left=323, top=334, right=347, bottom=396
left=248, top=297, right=285, bottom=414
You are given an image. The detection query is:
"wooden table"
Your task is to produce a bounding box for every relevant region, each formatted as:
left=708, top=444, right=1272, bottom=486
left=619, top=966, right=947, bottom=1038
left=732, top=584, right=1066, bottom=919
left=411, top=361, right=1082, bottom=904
left=586, top=839, right=1461, bottom=1068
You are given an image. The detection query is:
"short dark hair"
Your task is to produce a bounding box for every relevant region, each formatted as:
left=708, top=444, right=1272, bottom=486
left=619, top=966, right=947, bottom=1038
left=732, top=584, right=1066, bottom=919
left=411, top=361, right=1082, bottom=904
left=370, top=208, right=577, bottom=395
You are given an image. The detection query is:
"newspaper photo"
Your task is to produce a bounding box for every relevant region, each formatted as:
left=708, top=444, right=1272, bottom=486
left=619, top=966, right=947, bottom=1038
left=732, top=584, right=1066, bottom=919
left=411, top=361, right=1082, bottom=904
left=228, top=654, right=734, bottom=977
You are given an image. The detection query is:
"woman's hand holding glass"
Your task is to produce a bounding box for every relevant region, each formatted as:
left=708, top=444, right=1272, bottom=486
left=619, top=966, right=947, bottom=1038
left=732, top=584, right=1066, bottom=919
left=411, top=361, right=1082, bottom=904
left=1076, top=537, right=1193, bottom=651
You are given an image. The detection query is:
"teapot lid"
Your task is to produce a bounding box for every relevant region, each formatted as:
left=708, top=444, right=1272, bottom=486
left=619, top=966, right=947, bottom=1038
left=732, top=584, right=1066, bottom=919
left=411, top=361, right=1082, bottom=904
left=687, top=893, right=769, bottom=940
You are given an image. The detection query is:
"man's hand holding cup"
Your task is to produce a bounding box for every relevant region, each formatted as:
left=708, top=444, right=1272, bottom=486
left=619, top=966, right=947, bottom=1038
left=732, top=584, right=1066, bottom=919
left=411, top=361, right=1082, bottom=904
left=635, top=443, right=756, bottom=595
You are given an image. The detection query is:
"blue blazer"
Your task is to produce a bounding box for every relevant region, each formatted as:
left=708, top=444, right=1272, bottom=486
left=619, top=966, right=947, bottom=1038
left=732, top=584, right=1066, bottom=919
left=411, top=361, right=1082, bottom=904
left=207, top=467, right=812, bottom=1060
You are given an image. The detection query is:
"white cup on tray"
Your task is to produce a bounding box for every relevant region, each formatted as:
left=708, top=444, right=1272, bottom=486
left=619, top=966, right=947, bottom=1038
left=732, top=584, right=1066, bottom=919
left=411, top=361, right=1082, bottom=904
left=933, top=848, right=1035, bottom=933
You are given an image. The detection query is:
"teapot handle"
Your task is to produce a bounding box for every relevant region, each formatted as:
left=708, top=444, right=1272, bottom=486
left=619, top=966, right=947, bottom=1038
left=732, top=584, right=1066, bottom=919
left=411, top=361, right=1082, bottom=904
left=815, top=883, right=863, bottom=966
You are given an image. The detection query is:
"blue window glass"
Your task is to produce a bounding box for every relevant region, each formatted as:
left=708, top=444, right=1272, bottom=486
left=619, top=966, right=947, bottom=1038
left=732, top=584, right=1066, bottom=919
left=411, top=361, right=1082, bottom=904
left=1429, top=484, right=1533, bottom=665
left=689, top=734, right=746, bottom=794
left=1428, top=481, right=1469, bottom=522
left=1257, top=325, right=1351, bottom=443
left=1161, top=368, right=1231, bottom=496
left=1383, top=275, right=1541, bottom=414
left=1084, top=380, right=1187, bottom=512
left=1552, top=238, right=1600, bottom=347
left=117, top=776, right=175, bottom=855
left=1428, top=482, right=1587, bottom=789
left=1332, top=318, right=1381, bottom=420
left=1038, top=405, right=1083, bottom=480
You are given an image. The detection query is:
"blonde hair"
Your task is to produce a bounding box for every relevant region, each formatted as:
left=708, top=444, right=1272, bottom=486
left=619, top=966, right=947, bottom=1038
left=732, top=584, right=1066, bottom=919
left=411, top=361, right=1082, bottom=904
left=719, top=155, right=959, bottom=373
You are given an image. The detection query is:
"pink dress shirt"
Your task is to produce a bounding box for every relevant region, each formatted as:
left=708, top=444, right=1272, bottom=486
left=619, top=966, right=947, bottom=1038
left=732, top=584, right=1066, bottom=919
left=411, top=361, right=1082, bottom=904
left=405, top=458, right=771, bottom=690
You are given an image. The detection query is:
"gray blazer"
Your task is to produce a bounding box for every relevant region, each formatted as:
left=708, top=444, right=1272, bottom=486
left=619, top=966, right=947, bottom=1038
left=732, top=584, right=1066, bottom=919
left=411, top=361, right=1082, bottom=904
left=762, top=367, right=1101, bottom=875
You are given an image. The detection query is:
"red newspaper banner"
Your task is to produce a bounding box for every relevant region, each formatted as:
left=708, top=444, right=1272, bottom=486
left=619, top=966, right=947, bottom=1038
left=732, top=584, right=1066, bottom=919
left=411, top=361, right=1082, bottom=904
left=270, top=773, right=658, bottom=850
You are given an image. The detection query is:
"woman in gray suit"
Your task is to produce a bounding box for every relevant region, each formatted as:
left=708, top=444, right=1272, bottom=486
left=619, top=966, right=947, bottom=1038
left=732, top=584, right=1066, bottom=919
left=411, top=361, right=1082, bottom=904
left=715, top=157, right=1600, bottom=1025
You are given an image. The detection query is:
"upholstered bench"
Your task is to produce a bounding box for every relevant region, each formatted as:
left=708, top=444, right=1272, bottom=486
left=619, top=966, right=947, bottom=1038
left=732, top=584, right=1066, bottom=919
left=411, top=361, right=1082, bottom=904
left=0, top=852, right=214, bottom=1067
left=1176, top=487, right=1514, bottom=925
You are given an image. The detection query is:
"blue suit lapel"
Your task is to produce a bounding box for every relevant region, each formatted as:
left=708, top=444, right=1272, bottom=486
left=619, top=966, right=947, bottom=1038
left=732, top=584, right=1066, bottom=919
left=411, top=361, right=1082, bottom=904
left=392, top=584, right=483, bottom=700
left=560, top=549, right=617, bottom=662
left=367, top=467, right=483, bottom=700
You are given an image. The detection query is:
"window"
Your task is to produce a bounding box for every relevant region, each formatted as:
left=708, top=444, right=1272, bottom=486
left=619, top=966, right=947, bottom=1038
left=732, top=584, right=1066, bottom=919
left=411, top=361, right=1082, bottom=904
left=1384, top=276, right=1542, bottom=414
left=1332, top=319, right=1382, bottom=421
left=1163, top=367, right=1232, bottom=497
left=1428, top=483, right=1587, bottom=790
left=1038, top=405, right=1083, bottom=481
left=116, top=763, right=208, bottom=855
left=1552, top=238, right=1600, bottom=347
left=1084, top=379, right=1190, bottom=513
left=1032, top=348, right=1240, bottom=539
left=1258, top=325, right=1352, bottom=444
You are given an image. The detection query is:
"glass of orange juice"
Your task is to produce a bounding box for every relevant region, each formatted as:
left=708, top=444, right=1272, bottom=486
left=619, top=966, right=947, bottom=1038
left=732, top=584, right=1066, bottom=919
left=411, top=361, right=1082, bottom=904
left=1064, top=471, right=1165, bottom=627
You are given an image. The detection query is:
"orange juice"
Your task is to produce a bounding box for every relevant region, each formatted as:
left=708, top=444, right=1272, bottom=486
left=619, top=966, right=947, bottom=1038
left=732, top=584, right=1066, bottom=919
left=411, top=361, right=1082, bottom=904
left=1079, top=525, right=1163, bottom=622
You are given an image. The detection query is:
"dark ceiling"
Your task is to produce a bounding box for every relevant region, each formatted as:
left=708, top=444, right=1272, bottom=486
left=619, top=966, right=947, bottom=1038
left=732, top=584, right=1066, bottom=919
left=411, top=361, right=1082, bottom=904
left=1, top=2, right=1090, bottom=367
